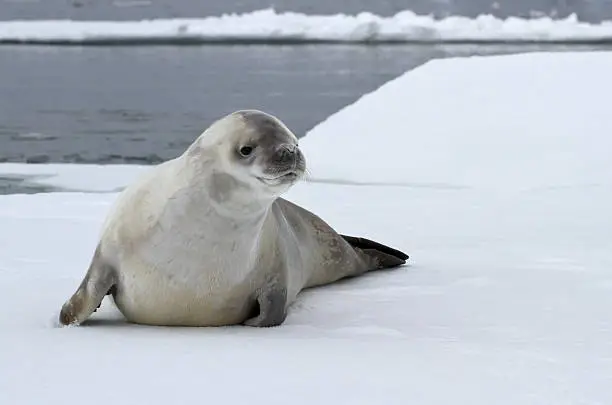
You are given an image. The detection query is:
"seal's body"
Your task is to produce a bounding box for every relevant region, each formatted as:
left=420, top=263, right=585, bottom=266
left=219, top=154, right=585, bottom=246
left=59, top=110, right=408, bottom=327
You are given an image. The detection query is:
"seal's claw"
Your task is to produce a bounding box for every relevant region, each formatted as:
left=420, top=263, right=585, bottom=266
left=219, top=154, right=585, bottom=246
left=58, top=303, right=78, bottom=326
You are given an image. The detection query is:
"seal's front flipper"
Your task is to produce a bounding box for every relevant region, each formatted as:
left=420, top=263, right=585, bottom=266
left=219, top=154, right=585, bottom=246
left=243, top=284, right=288, bottom=327
left=58, top=248, right=116, bottom=326
left=341, top=234, right=409, bottom=269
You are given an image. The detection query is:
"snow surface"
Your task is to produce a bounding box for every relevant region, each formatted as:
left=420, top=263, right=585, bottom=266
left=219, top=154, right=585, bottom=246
left=302, top=51, right=612, bottom=192
left=2, top=8, right=612, bottom=44
left=0, top=163, right=147, bottom=192
left=1, top=51, right=612, bottom=404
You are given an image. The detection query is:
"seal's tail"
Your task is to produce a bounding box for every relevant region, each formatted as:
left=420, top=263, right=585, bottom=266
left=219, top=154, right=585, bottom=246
left=340, top=234, right=409, bottom=269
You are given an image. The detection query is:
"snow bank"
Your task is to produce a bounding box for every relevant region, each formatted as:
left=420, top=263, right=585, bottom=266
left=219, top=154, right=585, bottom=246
left=2, top=8, right=612, bottom=45
left=302, top=51, right=612, bottom=192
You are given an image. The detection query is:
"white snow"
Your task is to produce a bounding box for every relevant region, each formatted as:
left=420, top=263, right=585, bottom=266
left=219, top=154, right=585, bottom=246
left=0, top=163, right=146, bottom=192
left=302, top=51, right=612, bottom=192
left=2, top=8, right=612, bottom=44
left=1, top=51, right=612, bottom=404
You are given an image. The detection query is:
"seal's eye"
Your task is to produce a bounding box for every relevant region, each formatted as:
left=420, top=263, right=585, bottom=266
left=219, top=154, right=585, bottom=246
left=239, top=146, right=254, bottom=157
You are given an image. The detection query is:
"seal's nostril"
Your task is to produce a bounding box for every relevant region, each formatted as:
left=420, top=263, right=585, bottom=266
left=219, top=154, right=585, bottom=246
left=280, top=144, right=295, bottom=154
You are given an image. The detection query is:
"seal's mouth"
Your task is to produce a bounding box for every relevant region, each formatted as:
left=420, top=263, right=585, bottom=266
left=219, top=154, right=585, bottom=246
left=257, top=170, right=301, bottom=186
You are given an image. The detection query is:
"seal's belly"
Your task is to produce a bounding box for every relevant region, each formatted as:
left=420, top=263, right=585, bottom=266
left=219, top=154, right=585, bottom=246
left=112, top=258, right=256, bottom=326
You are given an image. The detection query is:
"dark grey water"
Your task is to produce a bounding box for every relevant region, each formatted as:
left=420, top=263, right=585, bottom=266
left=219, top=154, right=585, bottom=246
left=0, top=44, right=445, bottom=164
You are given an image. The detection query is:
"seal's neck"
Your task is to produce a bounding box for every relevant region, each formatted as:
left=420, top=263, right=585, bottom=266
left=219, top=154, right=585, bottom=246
left=177, top=154, right=275, bottom=239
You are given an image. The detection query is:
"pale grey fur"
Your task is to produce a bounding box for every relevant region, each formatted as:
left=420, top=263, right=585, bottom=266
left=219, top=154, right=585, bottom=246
left=58, top=109, right=408, bottom=327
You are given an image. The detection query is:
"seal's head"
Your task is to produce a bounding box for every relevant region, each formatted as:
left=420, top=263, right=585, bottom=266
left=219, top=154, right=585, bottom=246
left=194, top=109, right=306, bottom=199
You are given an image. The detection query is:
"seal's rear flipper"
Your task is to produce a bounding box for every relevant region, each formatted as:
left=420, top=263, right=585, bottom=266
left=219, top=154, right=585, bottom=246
left=340, top=234, right=409, bottom=269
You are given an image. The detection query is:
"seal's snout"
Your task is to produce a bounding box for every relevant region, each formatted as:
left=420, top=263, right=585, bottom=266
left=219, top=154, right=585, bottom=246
left=259, top=142, right=305, bottom=185
left=274, top=143, right=306, bottom=173
left=274, top=143, right=298, bottom=165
